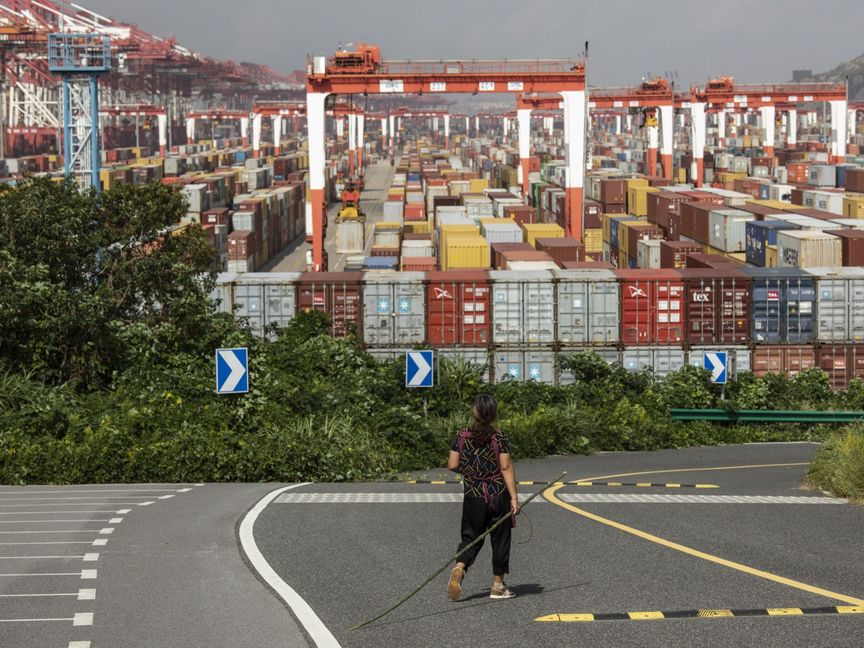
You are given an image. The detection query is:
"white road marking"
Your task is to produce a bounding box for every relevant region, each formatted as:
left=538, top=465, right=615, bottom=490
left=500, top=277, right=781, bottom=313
left=0, top=504, right=145, bottom=508
left=0, top=541, right=99, bottom=546
left=0, top=616, right=75, bottom=623
left=0, top=530, right=107, bottom=534
left=177, top=488, right=193, bottom=493
left=0, top=555, right=94, bottom=560
left=69, top=642, right=91, bottom=648
left=0, top=511, right=123, bottom=515
left=0, top=572, right=82, bottom=577
left=240, top=484, right=342, bottom=648
left=72, top=612, right=93, bottom=626
left=109, top=518, right=123, bottom=524
left=158, top=495, right=175, bottom=500
left=82, top=553, right=99, bottom=562
left=138, top=502, right=154, bottom=507
left=99, top=528, right=114, bottom=535
left=92, top=539, right=108, bottom=547
left=0, top=592, right=80, bottom=598
left=0, top=489, right=181, bottom=495
left=116, top=509, right=131, bottom=514
left=0, top=520, right=113, bottom=524
left=0, top=497, right=158, bottom=502
left=77, top=589, right=96, bottom=601
left=80, top=570, right=97, bottom=580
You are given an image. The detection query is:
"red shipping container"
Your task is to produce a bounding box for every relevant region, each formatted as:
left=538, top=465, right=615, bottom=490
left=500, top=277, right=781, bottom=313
left=686, top=253, right=744, bottom=269
left=845, top=167, right=864, bottom=193
left=615, top=269, right=685, bottom=344
left=503, top=205, right=537, bottom=226
left=829, top=229, right=864, bottom=266
left=817, top=345, right=864, bottom=390
left=562, top=260, right=616, bottom=269
left=227, top=230, right=258, bottom=260
left=401, top=257, right=436, bottom=272
left=404, top=203, right=425, bottom=221
left=426, top=270, right=491, bottom=346
left=535, top=237, right=585, bottom=265
left=491, top=242, right=534, bottom=269
left=736, top=203, right=785, bottom=219
left=296, top=273, right=363, bottom=338
left=751, top=345, right=815, bottom=378
left=626, top=224, right=664, bottom=258
left=786, top=162, right=810, bottom=185
left=202, top=208, right=230, bottom=226
left=603, top=202, right=626, bottom=215
left=647, top=191, right=688, bottom=229
left=599, top=178, right=626, bottom=205
left=584, top=200, right=603, bottom=229
left=679, top=268, right=750, bottom=344
left=679, top=202, right=717, bottom=243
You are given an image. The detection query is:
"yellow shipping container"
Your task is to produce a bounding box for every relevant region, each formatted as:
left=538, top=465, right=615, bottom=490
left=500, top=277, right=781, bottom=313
left=766, top=245, right=778, bottom=268
left=626, top=177, right=649, bottom=190
left=522, top=223, right=565, bottom=248
left=618, top=219, right=649, bottom=258
left=742, top=135, right=752, bottom=148
left=627, top=185, right=660, bottom=216
left=725, top=252, right=747, bottom=263
left=469, top=179, right=489, bottom=193
left=675, top=167, right=687, bottom=184
left=843, top=194, right=864, bottom=219
left=583, top=228, right=603, bottom=253
left=602, top=214, right=636, bottom=245
left=403, top=220, right=433, bottom=235
left=443, top=235, right=490, bottom=270
left=439, top=224, right=480, bottom=257
left=751, top=199, right=797, bottom=211
left=375, top=221, right=401, bottom=232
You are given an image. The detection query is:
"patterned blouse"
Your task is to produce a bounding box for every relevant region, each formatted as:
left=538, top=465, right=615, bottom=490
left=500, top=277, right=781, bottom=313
left=451, top=429, right=511, bottom=500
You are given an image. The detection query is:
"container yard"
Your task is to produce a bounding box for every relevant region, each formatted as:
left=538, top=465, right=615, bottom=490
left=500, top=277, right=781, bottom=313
left=1, top=2, right=864, bottom=389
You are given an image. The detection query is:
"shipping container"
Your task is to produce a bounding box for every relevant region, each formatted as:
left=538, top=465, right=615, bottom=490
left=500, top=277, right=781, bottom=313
left=438, top=348, right=490, bottom=382
left=426, top=270, right=491, bottom=346
left=553, top=269, right=620, bottom=345
left=829, top=229, right=864, bottom=266
left=296, top=272, right=363, bottom=337
left=489, top=271, right=555, bottom=345
left=745, top=220, right=799, bottom=267
left=557, top=348, right=621, bottom=384
left=807, top=267, right=864, bottom=343
left=535, top=237, right=585, bottom=266
left=741, top=268, right=815, bottom=344
left=615, top=269, right=685, bottom=345
left=679, top=268, right=750, bottom=344
left=686, top=346, right=751, bottom=378
left=816, top=345, right=864, bottom=390
left=660, top=241, right=703, bottom=269
left=777, top=230, right=842, bottom=268
left=621, top=346, right=686, bottom=377
left=708, top=208, right=754, bottom=253
left=636, top=239, right=662, bottom=269
left=362, top=272, right=426, bottom=346
left=751, top=345, right=816, bottom=378
left=492, top=349, right=556, bottom=383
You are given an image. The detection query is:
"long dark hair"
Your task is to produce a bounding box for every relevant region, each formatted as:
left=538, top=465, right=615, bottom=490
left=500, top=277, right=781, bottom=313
left=471, top=394, right=498, bottom=444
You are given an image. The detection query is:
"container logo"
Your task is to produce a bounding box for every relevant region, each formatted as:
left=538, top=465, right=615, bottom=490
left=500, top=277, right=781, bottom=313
left=628, top=285, right=648, bottom=298
left=433, top=287, right=453, bottom=300
left=377, top=298, right=391, bottom=314
left=767, top=289, right=780, bottom=301
left=313, top=295, right=325, bottom=306
left=398, top=298, right=411, bottom=313
left=692, top=292, right=711, bottom=303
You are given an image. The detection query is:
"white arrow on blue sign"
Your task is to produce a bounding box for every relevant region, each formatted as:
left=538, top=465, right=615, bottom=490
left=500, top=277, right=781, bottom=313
left=216, top=348, right=249, bottom=394
left=406, top=350, right=434, bottom=388
left=703, top=351, right=728, bottom=384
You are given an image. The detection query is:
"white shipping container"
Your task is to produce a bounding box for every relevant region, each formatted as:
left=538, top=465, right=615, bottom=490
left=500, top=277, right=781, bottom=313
left=489, top=271, right=555, bottom=344
left=622, top=347, right=686, bottom=377
left=182, top=184, right=208, bottom=213
left=807, top=267, right=864, bottom=342
left=709, top=209, right=754, bottom=253
left=362, top=272, right=426, bottom=346
left=481, top=221, right=524, bottom=244
left=401, top=239, right=435, bottom=257
left=335, top=220, right=365, bottom=254
left=777, top=230, right=842, bottom=268
left=493, top=349, right=555, bottom=384
left=770, top=184, right=794, bottom=201
left=383, top=201, right=404, bottom=222
left=636, top=239, right=662, bottom=269
left=553, top=269, right=619, bottom=345
left=812, top=191, right=844, bottom=215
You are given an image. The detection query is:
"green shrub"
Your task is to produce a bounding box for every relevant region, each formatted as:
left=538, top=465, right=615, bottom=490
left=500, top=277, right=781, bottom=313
left=808, top=426, right=864, bottom=500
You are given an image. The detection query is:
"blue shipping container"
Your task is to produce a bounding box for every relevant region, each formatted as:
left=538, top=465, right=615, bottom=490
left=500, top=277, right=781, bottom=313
left=363, top=256, right=399, bottom=270
left=741, top=268, right=815, bottom=343
left=236, top=151, right=247, bottom=163
left=745, top=220, right=799, bottom=267
left=758, top=183, right=771, bottom=200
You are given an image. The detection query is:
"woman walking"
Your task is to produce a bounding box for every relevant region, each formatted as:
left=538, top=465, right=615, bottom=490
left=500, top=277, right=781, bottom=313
left=446, top=394, right=520, bottom=601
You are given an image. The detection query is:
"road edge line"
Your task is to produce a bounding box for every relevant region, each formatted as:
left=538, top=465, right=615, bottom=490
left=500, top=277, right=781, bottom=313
left=239, top=484, right=342, bottom=648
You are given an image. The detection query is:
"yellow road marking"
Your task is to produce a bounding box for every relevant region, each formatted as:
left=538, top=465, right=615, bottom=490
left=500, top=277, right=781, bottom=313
left=636, top=482, right=652, bottom=487
left=559, top=613, right=594, bottom=622
left=837, top=606, right=864, bottom=614
left=543, top=467, right=864, bottom=606
left=695, top=484, right=720, bottom=489
left=607, top=482, right=622, bottom=487
left=667, top=483, right=681, bottom=488
left=518, top=481, right=534, bottom=485
left=767, top=608, right=804, bottom=616
left=629, top=611, right=664, bottom=620
left=406, top=480, right=417, bottom=484
left=429, top=480, right=446, bottom=485
left=574, top=481, right=593, bottom=487
left=574, top=463, right=810, bottom=484
left=697, top=609, right=733, bottom=618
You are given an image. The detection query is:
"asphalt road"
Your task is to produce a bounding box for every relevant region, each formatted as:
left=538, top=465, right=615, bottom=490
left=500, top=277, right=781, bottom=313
left=255, top=443, right=864, bottom=648
left=3, top=443, right=862, bottom=648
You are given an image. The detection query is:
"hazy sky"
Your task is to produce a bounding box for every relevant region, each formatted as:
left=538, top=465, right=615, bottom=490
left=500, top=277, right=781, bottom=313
left=82, top=0, right=863, bottom=86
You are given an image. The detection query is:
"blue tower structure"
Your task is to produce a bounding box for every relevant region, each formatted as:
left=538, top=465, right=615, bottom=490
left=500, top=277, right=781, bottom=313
left=48, top=34, right=110, bottom=191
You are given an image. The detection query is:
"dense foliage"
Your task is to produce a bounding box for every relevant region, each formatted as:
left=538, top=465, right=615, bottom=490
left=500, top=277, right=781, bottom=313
left=808, top=427, right=864, bottom=501
left=0, top=179, right=860, bottom=486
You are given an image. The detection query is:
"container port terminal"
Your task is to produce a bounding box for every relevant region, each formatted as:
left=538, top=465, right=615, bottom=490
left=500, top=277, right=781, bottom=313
left=3, top=1, right=864, bottom=386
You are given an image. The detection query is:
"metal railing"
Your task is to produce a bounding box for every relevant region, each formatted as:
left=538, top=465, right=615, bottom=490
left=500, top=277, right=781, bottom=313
left=670, top=409, right=864, bottom=423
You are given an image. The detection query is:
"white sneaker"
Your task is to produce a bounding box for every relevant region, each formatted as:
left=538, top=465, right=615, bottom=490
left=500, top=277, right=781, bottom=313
left=490, top=582, right=515, bottom=599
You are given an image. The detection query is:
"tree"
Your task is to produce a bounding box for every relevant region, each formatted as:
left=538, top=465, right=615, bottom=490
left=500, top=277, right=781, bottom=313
left=0, top=178, right=217, bottom=388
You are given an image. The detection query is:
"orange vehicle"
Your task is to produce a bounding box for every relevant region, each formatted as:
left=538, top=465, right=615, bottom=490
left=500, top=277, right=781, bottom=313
left=328, top=43, right=381, bottom=74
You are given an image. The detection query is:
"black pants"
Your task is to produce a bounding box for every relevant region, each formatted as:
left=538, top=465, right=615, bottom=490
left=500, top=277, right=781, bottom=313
left=455, top=493, right=511, bottom=577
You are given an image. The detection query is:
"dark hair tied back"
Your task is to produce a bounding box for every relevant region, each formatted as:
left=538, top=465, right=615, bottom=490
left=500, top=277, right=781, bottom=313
left=471, top=394, right=498, bottom=444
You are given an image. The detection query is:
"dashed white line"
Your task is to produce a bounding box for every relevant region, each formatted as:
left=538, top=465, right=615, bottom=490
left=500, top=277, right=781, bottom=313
left=0, top=541, right=100, bottom=546
left=240, top=484, right=342, bottom=648
left=99, top=528, right=114, bottom=535
left=69, top=641, right=91, bottom=648
left=0, top=497, right=163, bottom=501
left=77, top=589, right=96, bottom=601
left=109, top=518, right=123, bottom=524
left=0, top=572, right=83, bottom=577
left=0, top=616, right=76, bottom=623
left=92, top=539, right=108, bottom=547
left=0, top=555, right=95, bottom=561
left=80, top=570, right=97, bottom=580
left=0, top=520, right=113, bottom=524
left=82, top=553, right=99, bottom=562
left=116, top=509, right=131, bottom=515
left=0, top=489, right=180, bottom=495
left=157, top=495, right=175, bottom=500
left=0, top=592, right=81, bottom=598
left=0, top=510, right=124, bottom=515
left=72, top=612, right=93, bottom=626
left=177, top=488, right=193, bottom=493
left=0, top=530, right=107, bottom=534
left=138, top=502, right=154, bottom=507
